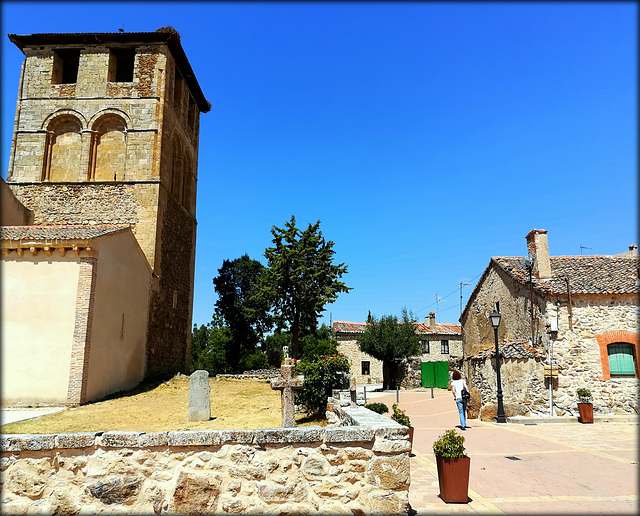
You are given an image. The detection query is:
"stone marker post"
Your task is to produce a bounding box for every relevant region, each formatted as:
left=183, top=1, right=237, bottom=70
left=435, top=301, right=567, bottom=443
left=271, top=358, right=304, bottom=428
left=188, top=370, right=211, bottom=421
left=350, top=375, right=357, bottom=404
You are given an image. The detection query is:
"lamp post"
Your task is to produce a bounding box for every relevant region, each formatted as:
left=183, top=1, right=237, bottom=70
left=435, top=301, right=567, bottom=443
left=489, top=310, right=507, bottom=423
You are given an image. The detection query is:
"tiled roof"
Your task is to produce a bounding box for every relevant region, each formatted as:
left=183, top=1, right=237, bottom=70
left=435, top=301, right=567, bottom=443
left=333, top=320, right=462, bottom=336
left=493, top=255, right=640, bottom=296
left=467, top=340, right=546, bottom=361
left=1, top=225, right=130, bottom=242
left=333, top=321, right=367, bottom=334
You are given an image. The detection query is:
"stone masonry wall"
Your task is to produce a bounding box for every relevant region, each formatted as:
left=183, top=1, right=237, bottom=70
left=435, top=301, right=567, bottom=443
left=1, top=411, right=410, bottom=514
left=464, top=283, right=639, bottom=416
left=542, top=295, right=639, bottom=415
left=144, top=194, right=196, bottom=378
left=7, top=182, right=160, bottom=267
left=338, top=335, right=462, bottom=388
left=337, top=337, right=384, bottom=385
left=461, top=265, right=548, bottom=357
left=467, top=356, right=548, bottom=416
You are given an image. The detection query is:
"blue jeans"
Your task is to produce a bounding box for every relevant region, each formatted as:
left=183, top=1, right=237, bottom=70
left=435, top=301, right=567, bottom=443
left=456, top=399, right=466, bottom=428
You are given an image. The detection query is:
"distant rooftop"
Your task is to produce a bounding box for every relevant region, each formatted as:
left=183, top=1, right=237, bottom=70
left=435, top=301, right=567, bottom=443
left=333, top=320, right=462, bottom=336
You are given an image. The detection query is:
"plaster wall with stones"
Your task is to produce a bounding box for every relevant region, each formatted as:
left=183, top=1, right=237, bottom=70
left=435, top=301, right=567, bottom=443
left=0, top=411, right=411, bottom=515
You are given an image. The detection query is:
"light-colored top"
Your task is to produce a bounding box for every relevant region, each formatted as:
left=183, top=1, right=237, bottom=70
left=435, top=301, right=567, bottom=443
left=451, top=378, right=468, bottom=400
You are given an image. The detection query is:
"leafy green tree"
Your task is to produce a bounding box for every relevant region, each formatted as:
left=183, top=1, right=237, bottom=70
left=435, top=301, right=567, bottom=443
left=255, top=216, right=351, bottom=358
left=264, top=331, right=291, bottom=368
left=190, top=316, right=231, bottom=375
left=295, top=354, right=350, bottom=416
left=213, top=254, right=272, bottom=371
left=240, top=351, right=270, bottom=371
left=357, top=308, right=421, bottom=390
left=300, top=324, right=338, bottom=361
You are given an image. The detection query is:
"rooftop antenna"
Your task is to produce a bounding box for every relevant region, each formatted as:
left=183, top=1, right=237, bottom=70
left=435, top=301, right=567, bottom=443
left=459, top=281, right=471, bottom=317
left=579, top=245, right=592, bottom=255
left=433, top=293, right=445, bottom=323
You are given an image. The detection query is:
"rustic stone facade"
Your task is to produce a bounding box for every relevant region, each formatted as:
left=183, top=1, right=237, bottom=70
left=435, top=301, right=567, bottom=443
left=0, top=408, right=410, bottom=514
left=462, top=229, right=640, bottom=417
left=334, top=319, right=462, bottom=387
left=4, top=30, right=210, bottom=384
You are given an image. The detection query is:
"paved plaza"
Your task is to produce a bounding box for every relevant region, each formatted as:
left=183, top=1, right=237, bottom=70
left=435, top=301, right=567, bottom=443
left=2, top=389, right=637, bottom=515
left=371, top=389, right=638, bottom=515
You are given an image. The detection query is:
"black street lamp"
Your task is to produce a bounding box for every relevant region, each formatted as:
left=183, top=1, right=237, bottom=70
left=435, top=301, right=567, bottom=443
left=489, top=310, right=507, bottom=423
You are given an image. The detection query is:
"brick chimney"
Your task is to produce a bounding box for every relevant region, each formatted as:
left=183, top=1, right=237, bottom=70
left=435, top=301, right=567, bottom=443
left=428, top=311, right=437, bottom=329
left=526, top=229, right=552, bottom=279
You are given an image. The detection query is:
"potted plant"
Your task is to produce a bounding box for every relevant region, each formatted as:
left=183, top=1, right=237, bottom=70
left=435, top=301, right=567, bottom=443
left=391, top=403, right=414, bottom=455
left=576, top=387, right=594, bottom=424
left=432, top=429, right=470, bottom=503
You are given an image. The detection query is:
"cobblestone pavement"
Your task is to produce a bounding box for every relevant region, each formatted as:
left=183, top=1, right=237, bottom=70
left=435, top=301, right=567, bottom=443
left=372, top=389, right=639, bottom=515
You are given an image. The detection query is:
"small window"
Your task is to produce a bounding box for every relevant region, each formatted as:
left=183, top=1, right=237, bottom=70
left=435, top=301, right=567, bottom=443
left=608, top=343, right=636, bottom=377
left=422, top=340, right=430, bottom=354
left=52, top=49, right=80, bottom=84
left=109, top=48, right=135, bottom=82
left=441, top=340, right=449, bottom=354
left=361, top=361, right=370, bottom=376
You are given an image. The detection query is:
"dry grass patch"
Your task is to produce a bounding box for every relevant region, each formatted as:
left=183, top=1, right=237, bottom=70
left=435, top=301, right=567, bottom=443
left=1, top=377, right=299, bottom=434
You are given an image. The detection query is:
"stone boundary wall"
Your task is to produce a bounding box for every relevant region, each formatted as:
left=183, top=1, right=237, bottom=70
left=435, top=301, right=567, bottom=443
left=216, top=370, right=280, bottom=382
left=1, top=409, right=410, bottom=514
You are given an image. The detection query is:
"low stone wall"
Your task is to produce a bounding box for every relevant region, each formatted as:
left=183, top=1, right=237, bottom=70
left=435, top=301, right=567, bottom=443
left=1, top=409, right=410, bottom=514
left=216, top=370, right=280, bottom=382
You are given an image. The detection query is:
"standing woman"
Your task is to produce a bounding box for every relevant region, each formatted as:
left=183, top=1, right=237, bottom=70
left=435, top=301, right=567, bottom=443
left=451, top=370, right=470, bottom=430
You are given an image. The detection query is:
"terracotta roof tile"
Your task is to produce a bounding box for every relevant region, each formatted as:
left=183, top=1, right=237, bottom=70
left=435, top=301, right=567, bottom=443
left=494, top=255, right=640, bottom=296
left=333, top=320, right=461, bottom=336
left=1, top=225, right=130, bottom=242
left=468, top=339, right=546, bottom=361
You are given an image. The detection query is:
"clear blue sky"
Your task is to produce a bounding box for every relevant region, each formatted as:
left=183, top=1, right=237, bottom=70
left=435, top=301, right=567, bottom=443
left=2, top=2, right=637, bottom=329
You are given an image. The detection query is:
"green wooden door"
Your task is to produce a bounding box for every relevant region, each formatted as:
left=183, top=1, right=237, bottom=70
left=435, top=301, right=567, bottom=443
left=421, top=361, right=449, bottom=388
left=434, top=361, right=449, bottom=388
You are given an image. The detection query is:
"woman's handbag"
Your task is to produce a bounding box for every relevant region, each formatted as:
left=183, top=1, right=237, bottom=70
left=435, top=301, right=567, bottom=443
left=461, top=387, right=471, bottom=401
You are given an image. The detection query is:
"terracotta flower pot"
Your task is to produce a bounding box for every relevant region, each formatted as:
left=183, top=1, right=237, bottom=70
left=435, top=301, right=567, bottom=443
left=436, top=456, right=470, bottom=503
left=578, top=403, right=594, bottom=424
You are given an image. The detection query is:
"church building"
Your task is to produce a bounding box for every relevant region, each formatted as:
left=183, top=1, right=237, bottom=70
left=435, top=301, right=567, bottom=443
left=1, top=29, right=210, bottom=406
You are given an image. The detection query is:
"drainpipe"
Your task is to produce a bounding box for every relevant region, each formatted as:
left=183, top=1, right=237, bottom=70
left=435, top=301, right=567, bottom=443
left=564, top=276, right=573, bottom=331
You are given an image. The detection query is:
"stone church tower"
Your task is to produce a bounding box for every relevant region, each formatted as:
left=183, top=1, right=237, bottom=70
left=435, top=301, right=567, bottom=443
left=5, top=29, right=210, bottom=379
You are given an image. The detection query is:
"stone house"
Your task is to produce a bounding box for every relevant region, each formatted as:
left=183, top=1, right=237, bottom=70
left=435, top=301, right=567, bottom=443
left=461, top=228, right=639, bottom=417
left=333, top=312, right=462, bottom=388
left=1, top=29, right=210, bottom=406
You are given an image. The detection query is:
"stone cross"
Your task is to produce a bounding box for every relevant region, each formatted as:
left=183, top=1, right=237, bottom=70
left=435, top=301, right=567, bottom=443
left=270, top=358, right=304, bottom=427
left=188, top=370, right=211, bottom=421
